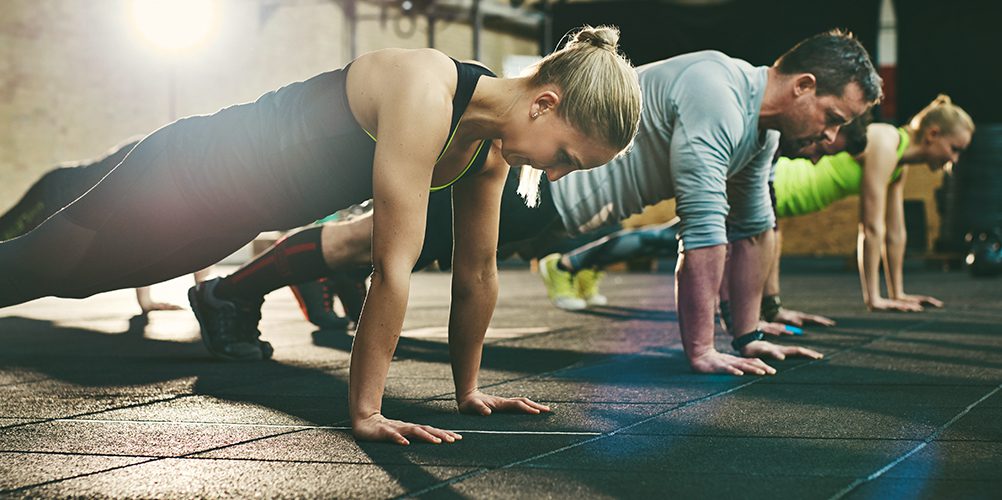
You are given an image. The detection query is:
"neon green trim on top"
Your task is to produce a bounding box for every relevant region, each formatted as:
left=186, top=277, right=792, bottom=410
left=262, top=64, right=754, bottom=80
left=774, top=127, right=909, bottom=218
left=430, top=139, right=487, bottom=192
left=889, top=126, right=909, bottom=183
left=362, top=123, right=482, bottom=191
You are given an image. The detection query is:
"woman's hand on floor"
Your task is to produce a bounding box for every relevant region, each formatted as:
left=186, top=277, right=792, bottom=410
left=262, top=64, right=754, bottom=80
left=458, top=390, right=551, bottom=416
left=896, top=293, right=944, bottom=308
left=773, top=307, right=836, bottom=327
left=353, top=413, right=462, bottom=446
left=868, top=297, right=924, bottom=312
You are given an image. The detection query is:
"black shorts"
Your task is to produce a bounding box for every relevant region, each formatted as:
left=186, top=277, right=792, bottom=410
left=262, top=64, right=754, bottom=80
left=415, top=171, right=565, bottom=269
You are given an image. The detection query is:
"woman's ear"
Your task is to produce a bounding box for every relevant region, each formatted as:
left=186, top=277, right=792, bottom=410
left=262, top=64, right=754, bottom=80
left=530, top=90, right=561, bottom=119
left=924, top=125, right=942, bottom=144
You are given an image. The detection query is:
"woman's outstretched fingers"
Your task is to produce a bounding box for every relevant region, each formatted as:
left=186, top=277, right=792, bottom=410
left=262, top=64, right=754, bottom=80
left=423, top=425, right=459, bottom=443
left=522, top=398, right=551, bottom=413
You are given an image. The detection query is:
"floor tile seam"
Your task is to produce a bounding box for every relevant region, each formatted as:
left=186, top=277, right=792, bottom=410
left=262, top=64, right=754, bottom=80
left=0, top=449, right=161, bottom=459
left=0, top=394, right=192, bottom=431
left=507, top=464, right=878, bottom=477
left=931, top=438, right=1002, bottom=443
left=388, top=396, right=732, bottom=403
left=611, top=432, right=932, bottom=441
left=0, top=427, right=307, bottom=470
left=480, top=326, right=581, bottom=346
left=180, top=455, right=468, bottom=467
left=0, top=456, right=163, bottom=495
left=601, top=403, right=990, bottom=409
left=0, top=419, right=45, bottom=430
left=853, top=343, right=1002, bottom=362
left=780, top=318, right=937, bottom=367
left=751, top=381, right=999, bottom=387
left=171, top=427, right=312, bottom=462
left=420, top=355, right=612, bottom=401
left=45, top=417, right=341, bottom=429
left=398, top=377, right=766, bottom=497
left=828, top=383, right=1002, bottom=500
left=11, top=415, right=625, bottom=436
left=459, top=339, right=694, bottom=395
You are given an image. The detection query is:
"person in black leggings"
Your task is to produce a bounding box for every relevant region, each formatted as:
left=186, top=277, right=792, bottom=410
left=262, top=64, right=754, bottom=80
left=0, top=26, right=643, bottom=445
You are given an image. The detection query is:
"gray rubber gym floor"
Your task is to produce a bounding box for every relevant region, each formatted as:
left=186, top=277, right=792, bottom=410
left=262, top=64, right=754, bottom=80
left=1, top=263, right=1000, bottom=499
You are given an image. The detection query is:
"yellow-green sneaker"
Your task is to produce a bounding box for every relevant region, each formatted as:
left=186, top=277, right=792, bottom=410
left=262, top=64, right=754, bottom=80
left=576, top=268, right=608, bottom=306
left=539, top=253, right=586, bottom=310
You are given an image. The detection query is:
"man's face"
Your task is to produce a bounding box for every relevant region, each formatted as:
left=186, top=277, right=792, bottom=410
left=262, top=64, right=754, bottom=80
left=778, top=80, right=869, bottom=153
left=787, top=129, right=850, bottom=163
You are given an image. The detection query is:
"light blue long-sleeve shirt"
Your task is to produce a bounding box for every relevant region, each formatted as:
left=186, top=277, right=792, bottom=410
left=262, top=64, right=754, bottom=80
left=550, top=51, right=778, bottom=250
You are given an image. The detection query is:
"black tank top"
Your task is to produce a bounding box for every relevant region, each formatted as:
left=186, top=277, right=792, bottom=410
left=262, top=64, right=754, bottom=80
left=357, top=58, right=495, bottom=191
left=165, top=55, right=495, bottom=231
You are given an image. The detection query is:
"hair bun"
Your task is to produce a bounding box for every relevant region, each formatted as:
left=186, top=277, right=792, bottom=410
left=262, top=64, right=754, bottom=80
left=933, top=94, right=953, bottom=105
left=568, top=25, right=620, bottom=52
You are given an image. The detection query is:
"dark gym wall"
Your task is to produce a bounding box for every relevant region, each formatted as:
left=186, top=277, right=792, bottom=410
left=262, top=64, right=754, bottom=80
left=896, top=0, right=1002, bottom=249
left=551, top=0, right=881, bottom=67
left=895, top=0, right=1002, bottom=125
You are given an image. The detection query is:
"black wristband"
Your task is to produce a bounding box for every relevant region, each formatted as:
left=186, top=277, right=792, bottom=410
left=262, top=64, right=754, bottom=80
left=731, top=330, right=765, bottom=352
left=761, top=295, right=782, bottom=322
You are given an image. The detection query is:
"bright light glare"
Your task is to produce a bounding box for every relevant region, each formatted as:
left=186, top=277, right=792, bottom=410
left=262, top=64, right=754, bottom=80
left=131, top=0, right=217, bottom=52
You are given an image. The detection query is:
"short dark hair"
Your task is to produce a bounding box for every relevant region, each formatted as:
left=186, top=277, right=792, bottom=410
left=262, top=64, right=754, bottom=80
left=775, top=29, right=883, bottom=104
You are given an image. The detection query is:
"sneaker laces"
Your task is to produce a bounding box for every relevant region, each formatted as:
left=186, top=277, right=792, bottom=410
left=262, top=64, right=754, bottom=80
left=575, top=269, right=605, bottom=299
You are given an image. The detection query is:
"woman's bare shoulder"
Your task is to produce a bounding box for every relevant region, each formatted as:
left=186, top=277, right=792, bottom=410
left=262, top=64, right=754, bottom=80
left=865, top=123, right=902, bottom=150
left=353, top=48, right=455, bottom=80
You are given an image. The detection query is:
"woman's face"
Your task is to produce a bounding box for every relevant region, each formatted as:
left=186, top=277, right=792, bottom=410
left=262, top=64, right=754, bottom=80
left=923, top=127, right=972, bottom=171
left=501, top=113, right=621, bottom=182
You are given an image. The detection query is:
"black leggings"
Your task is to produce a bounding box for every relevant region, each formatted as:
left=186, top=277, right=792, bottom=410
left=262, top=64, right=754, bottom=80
left=0, top=130, right=260, bottom=306
left=0, top=139, right=138, bottom=241
left=564, top=218, right=680, bottom=271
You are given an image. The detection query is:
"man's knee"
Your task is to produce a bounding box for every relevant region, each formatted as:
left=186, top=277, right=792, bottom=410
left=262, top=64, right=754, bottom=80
left=321, top=215, right=373, bottom=268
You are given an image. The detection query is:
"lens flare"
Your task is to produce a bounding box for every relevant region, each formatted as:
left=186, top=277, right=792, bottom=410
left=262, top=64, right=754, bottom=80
left=131, top=0, right=217, bottom=52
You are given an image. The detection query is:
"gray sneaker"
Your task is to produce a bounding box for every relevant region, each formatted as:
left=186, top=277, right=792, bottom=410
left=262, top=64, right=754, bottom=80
left=189, top=278, right=269, bottom=361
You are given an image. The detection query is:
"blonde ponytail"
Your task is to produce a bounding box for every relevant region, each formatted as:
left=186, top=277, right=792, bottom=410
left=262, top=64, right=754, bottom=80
left=909, top=94, right=975, bottom=136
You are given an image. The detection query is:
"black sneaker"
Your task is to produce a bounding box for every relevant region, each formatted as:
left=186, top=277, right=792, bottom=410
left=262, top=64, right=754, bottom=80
left=189, top=278, right=267, bottom=361
left=289, top=278, right=351, bottom=330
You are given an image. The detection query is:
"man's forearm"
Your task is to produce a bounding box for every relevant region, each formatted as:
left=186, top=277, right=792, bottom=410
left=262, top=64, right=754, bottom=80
left=764, top=229, right=782, bottom=297
left=728, top=230, right=775, bottom=336
left=676, top=244, right=727, bottom=361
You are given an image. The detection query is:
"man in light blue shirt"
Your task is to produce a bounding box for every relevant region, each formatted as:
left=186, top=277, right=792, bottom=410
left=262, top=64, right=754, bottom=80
left=544, top=30, right=881, bottom=375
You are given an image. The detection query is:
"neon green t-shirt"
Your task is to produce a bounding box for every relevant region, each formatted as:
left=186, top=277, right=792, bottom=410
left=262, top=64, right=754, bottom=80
left=774, top=127, right=908, bottom=218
